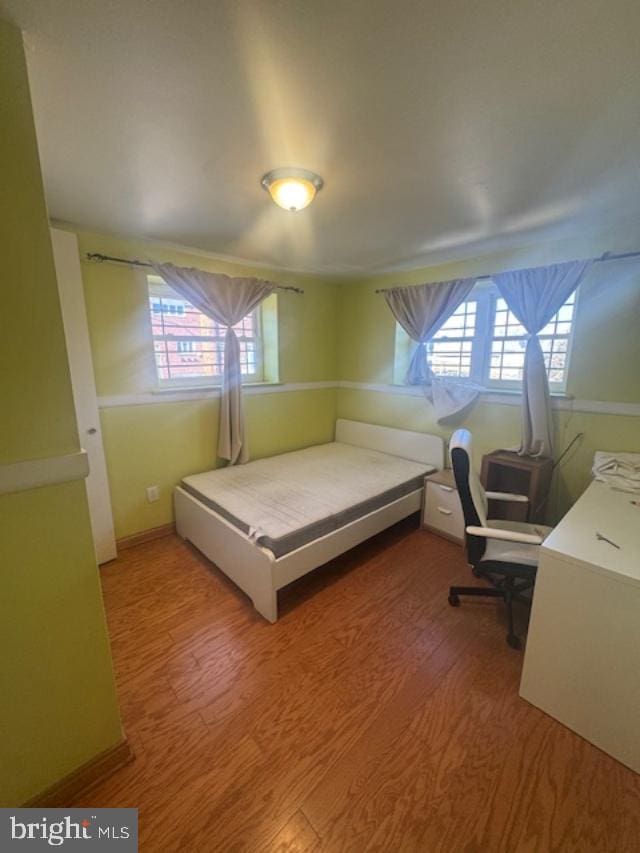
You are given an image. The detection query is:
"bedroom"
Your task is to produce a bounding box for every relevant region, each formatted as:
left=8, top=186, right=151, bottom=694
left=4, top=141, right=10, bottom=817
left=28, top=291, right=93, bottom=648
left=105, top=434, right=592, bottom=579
left=1, top=0, right=639, bottom=850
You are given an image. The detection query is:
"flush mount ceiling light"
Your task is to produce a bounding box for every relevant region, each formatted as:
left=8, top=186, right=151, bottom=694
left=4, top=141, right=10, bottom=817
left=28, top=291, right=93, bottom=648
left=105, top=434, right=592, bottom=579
left=261, top=167, right=324, bottom=212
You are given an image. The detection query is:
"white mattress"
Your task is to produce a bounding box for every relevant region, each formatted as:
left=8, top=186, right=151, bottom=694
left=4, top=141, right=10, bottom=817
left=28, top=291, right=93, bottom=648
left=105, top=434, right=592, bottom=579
left=181, top=442, right=434, bottom=557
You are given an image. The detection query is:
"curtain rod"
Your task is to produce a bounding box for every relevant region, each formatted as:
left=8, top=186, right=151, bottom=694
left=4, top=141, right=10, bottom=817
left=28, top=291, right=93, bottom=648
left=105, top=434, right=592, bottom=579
left=373, top=250, right=640, bottom=294
left=85, top=252, right=304, bottom=294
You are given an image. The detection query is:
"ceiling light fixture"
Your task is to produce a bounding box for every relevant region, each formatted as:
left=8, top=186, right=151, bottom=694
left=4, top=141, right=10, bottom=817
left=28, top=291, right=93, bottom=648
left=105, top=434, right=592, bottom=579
left=261, top=167, right=324, bottom=212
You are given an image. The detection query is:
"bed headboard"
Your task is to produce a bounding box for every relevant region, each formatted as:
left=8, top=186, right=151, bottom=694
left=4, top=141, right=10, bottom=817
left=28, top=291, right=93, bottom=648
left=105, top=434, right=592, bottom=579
left=335, top=419, right=444, bottom=470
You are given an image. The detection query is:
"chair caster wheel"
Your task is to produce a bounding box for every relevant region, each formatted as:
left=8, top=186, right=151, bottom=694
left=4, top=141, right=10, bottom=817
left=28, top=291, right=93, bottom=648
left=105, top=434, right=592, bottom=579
left=506, top=634, right=522, bottom=650
left=448, top=593, right=460, bottom=607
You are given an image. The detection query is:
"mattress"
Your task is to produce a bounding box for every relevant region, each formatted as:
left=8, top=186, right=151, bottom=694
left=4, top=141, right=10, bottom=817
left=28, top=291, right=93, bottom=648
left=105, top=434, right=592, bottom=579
left=181, top=441, right=434, bottom=558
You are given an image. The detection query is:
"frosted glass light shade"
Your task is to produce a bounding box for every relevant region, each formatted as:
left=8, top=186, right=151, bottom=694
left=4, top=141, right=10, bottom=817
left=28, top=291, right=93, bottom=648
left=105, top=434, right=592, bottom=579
left=261, top=168, right=323, bottom=212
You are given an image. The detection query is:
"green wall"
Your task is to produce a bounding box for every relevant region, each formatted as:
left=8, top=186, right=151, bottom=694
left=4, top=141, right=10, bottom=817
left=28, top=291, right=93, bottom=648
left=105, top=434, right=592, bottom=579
left=0, top=20, right=122, bottom=805
left=336, top=389, right=639, bottom=520
left=99, top=391, right=337, bottom=537
left=69, top=224, right=640, bottom=537
left=337, top=235, right=640, bottom=520
left=2, top=6, right=636, bottom=812
left=66, top=230, right=340, bottom=538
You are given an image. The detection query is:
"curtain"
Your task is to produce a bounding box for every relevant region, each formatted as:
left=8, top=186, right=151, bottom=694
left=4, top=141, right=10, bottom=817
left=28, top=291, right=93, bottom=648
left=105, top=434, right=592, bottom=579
left=384, top=278, right=480, bottom=421
left=493, top=259, right=593, bottom=458
left=151, top=262, right=275, bottom=464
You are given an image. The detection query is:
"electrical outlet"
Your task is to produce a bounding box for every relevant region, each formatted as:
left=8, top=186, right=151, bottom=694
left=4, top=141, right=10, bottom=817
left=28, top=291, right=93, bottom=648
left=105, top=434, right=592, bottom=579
left=146, top=485, right=159, bottom=503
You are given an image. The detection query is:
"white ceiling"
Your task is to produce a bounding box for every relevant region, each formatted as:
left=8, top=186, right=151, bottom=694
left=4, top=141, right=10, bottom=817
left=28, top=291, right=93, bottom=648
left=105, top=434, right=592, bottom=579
left=3, top=0, right=640, bottom=275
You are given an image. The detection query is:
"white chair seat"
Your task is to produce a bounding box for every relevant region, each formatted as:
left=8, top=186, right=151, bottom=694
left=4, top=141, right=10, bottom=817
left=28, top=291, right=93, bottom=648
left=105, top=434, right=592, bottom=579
left=482, top=520, right=553, bottom=567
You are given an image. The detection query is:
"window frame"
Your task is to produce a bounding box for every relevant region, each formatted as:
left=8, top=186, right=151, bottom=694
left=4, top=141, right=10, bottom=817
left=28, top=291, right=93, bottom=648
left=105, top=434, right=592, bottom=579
left=484, top=288, right=577, bottom=392
left=426, top=296, right=478, bottom=382
left=147, top=277, right=265, bottom=388
left=395, top=281, right=578, bottom=393
left=425, top=285, right=495, bottom=386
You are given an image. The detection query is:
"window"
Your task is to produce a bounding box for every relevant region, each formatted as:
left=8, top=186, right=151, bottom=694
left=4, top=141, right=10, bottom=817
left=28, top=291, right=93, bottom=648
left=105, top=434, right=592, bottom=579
left=148, top=278, right=263, bottom=386
left=396, top=282, right=577, bottom=391
left=489, top=291, right=576, bottom=387
left=428, top=299, right=477, bottom=378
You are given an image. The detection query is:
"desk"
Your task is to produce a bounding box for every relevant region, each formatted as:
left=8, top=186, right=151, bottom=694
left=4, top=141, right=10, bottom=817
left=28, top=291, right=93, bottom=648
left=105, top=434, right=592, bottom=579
left=520, top=481, right=640, bottom=773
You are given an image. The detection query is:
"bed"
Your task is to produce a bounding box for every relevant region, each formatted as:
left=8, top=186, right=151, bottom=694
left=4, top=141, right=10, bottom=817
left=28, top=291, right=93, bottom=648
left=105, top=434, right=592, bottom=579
left=174, top=419, right=444, bottom=621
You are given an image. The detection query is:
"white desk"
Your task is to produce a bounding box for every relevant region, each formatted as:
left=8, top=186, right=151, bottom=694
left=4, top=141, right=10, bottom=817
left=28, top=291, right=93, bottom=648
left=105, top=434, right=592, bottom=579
left=520, top=481, right=640, bottom=774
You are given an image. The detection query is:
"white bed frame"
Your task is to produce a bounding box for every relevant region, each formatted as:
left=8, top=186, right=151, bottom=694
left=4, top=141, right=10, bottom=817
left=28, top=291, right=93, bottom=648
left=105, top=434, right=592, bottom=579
left=174, top=419, right=444, bottom=622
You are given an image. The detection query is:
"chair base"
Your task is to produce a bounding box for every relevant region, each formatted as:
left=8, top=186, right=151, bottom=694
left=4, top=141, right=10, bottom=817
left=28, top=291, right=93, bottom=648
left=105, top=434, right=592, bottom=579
left=449, top=576, right=532, bottom=649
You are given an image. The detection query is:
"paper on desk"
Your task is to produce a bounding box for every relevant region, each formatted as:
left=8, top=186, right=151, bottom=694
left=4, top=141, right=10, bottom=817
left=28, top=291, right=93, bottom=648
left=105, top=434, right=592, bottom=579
left=592, top=451, right=640, bottom=494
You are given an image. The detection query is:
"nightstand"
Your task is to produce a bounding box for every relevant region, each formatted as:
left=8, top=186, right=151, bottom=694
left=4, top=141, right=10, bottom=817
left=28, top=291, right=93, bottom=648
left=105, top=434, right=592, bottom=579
left=422, top=469, right=464, bottom=544
left=480, top=450, right=553, bottom=523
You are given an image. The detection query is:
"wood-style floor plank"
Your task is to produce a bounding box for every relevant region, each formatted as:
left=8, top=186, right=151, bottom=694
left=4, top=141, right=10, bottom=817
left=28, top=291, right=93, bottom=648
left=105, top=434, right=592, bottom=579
left=269, top=811, right=321, bottom=853
left=70, top=518, right=640, bottom=852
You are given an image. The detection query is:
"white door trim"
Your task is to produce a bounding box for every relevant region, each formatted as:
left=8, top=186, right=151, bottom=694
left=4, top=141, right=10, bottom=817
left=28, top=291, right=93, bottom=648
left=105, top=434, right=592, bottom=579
left=52, top=228, right=117, bottom=564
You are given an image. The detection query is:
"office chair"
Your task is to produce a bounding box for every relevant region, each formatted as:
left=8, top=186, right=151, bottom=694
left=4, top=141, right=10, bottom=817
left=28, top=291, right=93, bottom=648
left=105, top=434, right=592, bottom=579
left=448, top=429, right=553, bottom=649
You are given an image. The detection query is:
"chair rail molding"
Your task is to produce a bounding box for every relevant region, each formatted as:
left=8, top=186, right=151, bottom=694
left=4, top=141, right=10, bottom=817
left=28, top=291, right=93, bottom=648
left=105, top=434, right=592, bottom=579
left=0, top=449, right=89, bottom=496
left=97, top=380, right=338, bottom=408
left=337, top=382, right=640, bottom=417
left=95, top=379, right=639, bottom=417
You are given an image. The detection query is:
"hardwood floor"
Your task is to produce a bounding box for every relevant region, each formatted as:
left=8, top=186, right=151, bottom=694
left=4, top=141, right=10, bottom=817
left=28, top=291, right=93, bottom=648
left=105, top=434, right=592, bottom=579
left=72, top=518, right=640, bottom=852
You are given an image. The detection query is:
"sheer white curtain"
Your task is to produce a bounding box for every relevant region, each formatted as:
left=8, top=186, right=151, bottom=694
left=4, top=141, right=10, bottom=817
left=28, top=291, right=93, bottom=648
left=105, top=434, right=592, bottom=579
left=493, top=259, right=593, bottom=457
left=151, top=262, right=275, bottom=464
left=384, top=277, right=480, bottom=421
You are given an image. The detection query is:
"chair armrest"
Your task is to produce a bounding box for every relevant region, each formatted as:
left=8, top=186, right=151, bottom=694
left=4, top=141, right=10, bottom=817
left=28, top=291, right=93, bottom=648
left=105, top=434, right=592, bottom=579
left=485, top=491, right=529, bottom=503
left=466, top=525, right=544, bottom=545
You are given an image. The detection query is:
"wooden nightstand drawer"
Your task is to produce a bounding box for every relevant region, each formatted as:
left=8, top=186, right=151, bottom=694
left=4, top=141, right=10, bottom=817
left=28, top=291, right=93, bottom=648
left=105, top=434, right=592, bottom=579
left=422, top=471, right=465, bottom=544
